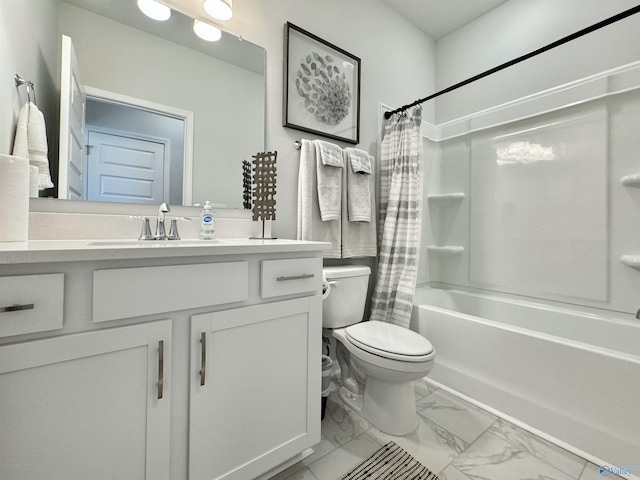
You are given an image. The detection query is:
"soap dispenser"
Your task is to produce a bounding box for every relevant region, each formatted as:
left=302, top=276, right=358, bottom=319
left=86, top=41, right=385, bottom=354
left=199, top=201, right=216, bottom=239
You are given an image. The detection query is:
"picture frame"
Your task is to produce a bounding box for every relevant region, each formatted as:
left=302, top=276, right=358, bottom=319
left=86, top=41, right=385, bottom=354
left=283, top=22, right=361, bottom=145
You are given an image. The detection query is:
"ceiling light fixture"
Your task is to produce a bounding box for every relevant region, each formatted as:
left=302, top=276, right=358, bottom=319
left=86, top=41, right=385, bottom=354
left=203, top=0, right=233, bottom=21
left=137, top=0, right=171, bottom=21
left=193, top=20, right=222, bottom=42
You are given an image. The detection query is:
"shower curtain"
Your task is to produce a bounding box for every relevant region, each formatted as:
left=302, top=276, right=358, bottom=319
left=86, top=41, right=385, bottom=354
left=370, top=107, right=422, bottom=328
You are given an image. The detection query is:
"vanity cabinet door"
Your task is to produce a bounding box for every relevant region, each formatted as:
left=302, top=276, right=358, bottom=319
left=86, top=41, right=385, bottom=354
left=0, top=320, right=171, bottom=480
left=189, top=296, right=321, bottom=480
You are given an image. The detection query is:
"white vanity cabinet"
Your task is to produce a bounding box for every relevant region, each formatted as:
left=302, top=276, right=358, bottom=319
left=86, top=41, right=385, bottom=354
left=0, top=319, right=172, bottom=480
left=0, top=240, right=325, bottom=480
left=189, top=296, right=321, bottom=480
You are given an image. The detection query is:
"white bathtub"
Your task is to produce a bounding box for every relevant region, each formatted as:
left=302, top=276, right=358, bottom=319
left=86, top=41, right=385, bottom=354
left=411, top=287, right=640, bottom=468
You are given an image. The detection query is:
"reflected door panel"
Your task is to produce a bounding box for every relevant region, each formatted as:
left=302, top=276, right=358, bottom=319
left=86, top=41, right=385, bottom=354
left=86, top=130, right=168, bottom=204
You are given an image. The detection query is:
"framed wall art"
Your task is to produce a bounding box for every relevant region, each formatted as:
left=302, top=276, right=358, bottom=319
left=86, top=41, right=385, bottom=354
left=283, top=22, right=361, bottom=145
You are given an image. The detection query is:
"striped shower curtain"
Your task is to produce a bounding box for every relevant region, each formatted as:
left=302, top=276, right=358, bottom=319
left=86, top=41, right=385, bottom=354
left=369, top=107, right=422, bottom=328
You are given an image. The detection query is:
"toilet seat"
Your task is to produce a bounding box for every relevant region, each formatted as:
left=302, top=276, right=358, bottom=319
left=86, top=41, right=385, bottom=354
left=345, top=321, right=434, bottom=362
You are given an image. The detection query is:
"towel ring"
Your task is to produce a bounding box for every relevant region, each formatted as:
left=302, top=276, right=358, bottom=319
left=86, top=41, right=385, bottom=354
left=14, top=73, right=37, bottom=105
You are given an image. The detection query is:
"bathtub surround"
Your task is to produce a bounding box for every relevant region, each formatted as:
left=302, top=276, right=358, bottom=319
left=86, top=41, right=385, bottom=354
left=411, top=288, right=640, bottom=471
left=370, top=107, right=423, bottom=328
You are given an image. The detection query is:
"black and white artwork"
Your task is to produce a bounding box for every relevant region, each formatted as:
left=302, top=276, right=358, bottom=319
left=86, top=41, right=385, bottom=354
left=283, top=23, right=360, bottom=144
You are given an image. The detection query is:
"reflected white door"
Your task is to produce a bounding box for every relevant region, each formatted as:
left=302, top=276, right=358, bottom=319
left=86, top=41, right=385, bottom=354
left=58, top=34, right=86, bottom=200
left=86, top=130, right=169, bottom=204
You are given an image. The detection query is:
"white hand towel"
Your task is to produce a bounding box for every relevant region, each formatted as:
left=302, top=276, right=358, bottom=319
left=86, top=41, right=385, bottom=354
left=341, top=152, right=377, bottom=258
left=29, top=165, right=39, bottom=198
left=345, top=148, right=372, bottom=223
left=12, top=102, right=54, bottom=190
left=316, top=140, right=344, bottom=167
left=0, top=154, right=30, bottom=242
left=12, top=103, right=29, bottom=160
left=314, top=140, right=342, bottom=221
left=297, top=139, right=341, bottom=258
left=347, top=147, right=372, bottom=174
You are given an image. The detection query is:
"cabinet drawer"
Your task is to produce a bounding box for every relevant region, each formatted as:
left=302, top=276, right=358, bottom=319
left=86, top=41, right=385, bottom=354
left=0, top=273, right=64, bottom=338
left=93, top=262, right=248, bottom=323
left=260, top=258, right=322, bottom=299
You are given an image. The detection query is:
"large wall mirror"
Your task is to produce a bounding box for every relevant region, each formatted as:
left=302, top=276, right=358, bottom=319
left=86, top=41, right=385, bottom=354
left=53, top=0, right=264, bottom=209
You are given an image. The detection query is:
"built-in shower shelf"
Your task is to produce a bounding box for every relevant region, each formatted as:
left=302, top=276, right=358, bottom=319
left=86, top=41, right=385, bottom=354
left=426, top=245, right=464, bottom=255
left=427, top=193, right=465, bottom=205
left=620, top=174, right=640, bottom=187
left=621, top=255, right=640, bottom=269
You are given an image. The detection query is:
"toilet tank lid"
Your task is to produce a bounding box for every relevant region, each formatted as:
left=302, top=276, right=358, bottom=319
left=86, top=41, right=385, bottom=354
left=323, top=265, right=371, bottom=279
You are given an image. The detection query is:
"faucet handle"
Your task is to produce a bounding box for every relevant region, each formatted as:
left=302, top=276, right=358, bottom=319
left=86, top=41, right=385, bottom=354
left=138, top=217, right=155, bottom=240
left=167, top=219, right=181, bottom=240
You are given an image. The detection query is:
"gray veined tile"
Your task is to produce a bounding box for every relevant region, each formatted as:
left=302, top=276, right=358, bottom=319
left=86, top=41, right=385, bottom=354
left=452, top=431, right=575, bottom=480
left=302, top=435, right=336, bottom=466
left=580, top=462, right=632, bottom=480
left=276, top=467, right=318, bottom=480
left=366, top=414, right=469, bottom=474
left=489, top=418, right=586, bottom=478
left=415, top=378, right=438, bottom=400
left=438, top=465, right=473, bottom=480
left=416, top=389, right=497, bottom=444
left=320, top=392, right=372, bottom=448
left=307, top=432, right=381, bottom=480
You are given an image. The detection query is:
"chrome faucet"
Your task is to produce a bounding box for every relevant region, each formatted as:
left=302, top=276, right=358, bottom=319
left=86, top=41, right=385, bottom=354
left=154, top=202, right=171, bottom=240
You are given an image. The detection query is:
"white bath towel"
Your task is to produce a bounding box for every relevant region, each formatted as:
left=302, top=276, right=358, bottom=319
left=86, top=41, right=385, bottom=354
left=314, top=140, right=342, bottom=221
left=12, top=102, right=54, bottom=190
left=341, top=152, right=377, bottom=258
left=297, top=139, right=341, bottom=258
left=345, top=148, right=372, bottom=223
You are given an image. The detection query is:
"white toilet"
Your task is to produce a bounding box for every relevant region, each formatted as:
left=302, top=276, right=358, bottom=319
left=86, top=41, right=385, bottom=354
left=323, top=265, right=435, bottom=436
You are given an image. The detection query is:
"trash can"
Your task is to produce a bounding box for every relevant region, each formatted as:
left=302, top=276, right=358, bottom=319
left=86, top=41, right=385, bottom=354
left=321, top=355, right=333, bottom=420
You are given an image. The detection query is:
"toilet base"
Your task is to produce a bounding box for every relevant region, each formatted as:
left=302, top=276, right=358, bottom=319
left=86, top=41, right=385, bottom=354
left=338, top=378, right=418, bottom=436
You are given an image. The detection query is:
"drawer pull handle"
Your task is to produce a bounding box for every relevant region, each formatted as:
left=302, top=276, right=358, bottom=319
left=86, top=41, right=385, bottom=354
left=1, top=303, right=34, bottom=313
left=158, top=340, right=164, bottom=400
left=276, top=273, right=315, bottom=282
left=200, top=332, right=206, bottom=386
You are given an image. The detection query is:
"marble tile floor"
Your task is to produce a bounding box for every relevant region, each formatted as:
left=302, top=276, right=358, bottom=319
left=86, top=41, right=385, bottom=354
left=269, top=379, right=625, bottom=480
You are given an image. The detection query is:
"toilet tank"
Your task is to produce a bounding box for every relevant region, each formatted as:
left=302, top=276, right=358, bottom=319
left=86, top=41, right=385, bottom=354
left=323, top=265, right=371, bottom=329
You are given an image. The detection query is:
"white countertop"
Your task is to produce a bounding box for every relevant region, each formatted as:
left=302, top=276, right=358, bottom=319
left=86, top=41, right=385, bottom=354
left=0, top=238, right=330, bottom=264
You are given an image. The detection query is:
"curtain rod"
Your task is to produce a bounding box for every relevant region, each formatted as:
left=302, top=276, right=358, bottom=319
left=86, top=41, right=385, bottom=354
left=384, top=4, right=640, bottom=119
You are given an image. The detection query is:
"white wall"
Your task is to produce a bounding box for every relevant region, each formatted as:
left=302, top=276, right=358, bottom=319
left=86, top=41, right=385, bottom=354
left=0, top=0, right=58, bottom=177
left=435, top=0, right=640, bottom=123
left=176, top=0, right=437, bottom=238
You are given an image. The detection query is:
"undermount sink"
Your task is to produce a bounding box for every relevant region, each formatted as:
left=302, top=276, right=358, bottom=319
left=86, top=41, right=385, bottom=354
left=86, top=239, right=220, bottom=247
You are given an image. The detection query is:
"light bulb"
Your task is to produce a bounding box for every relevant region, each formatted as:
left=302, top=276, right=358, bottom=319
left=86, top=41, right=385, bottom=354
left=137, top=0, right=171, bottom=21
left=193, top=20, right=222, bottom=42
left=203, top=0, right=233, bottom=21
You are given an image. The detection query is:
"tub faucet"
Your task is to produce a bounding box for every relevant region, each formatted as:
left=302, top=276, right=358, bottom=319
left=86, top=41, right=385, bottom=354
left=636, top=309, right=640, bottom=320
left=154, top=202, right=171, bottom=239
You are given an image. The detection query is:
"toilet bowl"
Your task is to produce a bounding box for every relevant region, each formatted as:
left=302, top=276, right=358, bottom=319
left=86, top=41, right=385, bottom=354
left=322, top=266, right=435, bottom=436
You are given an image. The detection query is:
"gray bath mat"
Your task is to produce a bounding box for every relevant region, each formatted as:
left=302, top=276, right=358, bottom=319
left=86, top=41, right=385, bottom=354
left=338, top=441, right=439, bottom=480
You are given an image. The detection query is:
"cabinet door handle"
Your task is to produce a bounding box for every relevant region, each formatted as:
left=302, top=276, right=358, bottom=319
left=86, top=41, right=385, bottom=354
left=158, top=340, right=164, bottom=400
left=200, top=332, right=206, bottom=386
left=276, top=273, right=315, bottom=282
left=1, top=303, right=34, bottom=313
